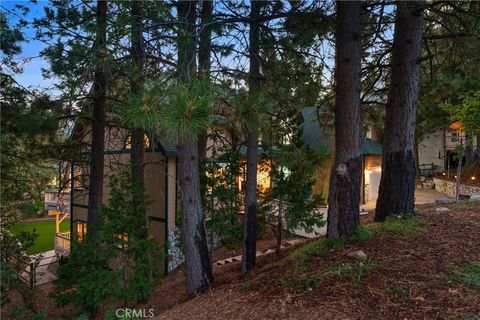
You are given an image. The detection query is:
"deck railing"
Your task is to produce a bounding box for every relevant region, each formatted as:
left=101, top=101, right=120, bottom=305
left=55, top=231, right=71, bottom=256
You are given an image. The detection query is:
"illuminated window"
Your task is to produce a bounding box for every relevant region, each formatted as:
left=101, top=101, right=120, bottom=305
left=124, top=134, right=150, bottom=149
left=118, top=233, right=128, bottom=249
left=76, top=221, right=88, bottom=241
left=74, top=167, right=82, bottom=188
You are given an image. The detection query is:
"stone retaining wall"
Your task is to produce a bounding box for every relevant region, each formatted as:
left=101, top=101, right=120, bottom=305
left=433, top=178, right=480, bottom=197
left=167, top=226, right=221, bottom=273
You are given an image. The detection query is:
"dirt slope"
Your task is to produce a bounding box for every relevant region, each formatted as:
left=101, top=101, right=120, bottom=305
left=154, top=203, right=480, bottom=320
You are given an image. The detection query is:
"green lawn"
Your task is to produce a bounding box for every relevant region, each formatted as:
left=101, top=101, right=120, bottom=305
left=10, top=219, right=70, bottom=255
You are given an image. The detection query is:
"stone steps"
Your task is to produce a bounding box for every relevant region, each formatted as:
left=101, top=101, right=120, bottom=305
left=213, top=239, right=306, bottom=267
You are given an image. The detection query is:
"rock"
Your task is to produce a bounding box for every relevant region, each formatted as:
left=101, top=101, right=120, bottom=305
left=470, top=195, right=480, bottom=202
left=435, top=207, right=450, bottom=213
left=435, top=198, right=454, bottom=204
left=348, top=250, right=367, bottom=259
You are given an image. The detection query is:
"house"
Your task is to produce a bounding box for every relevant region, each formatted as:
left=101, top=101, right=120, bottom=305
left=418, top=120, right=477, bottom=174
left=301, top=107, right=383, bottom=205
left=58, top=114, right=270, bottom=273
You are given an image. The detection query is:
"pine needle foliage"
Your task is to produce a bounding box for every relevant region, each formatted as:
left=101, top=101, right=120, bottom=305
left=53, top=172, right=164, bottom=318
left=161, top=79, right=215, bottom=142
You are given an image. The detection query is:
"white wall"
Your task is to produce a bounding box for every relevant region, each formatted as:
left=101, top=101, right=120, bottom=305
left=418, top=130, right=444, bottom=170
left=364, top=167, right=381, bottom=202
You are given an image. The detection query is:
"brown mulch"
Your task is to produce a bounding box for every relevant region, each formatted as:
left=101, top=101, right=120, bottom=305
left=154, top=203, right=480, bottom=320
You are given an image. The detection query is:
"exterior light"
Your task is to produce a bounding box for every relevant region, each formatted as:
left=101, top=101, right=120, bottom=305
left=442, top=172, right=446, bottom=176
left=472, top=176, right=476, bottom=181
left=454, top=175, right=457, bottom=178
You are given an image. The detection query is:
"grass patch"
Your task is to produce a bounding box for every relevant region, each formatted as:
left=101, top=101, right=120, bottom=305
left=298, top=274, right=326, bottom=291
left=327, top=257, right=373, bottom=286
left=446, top=263, right=480, bottom=291
left=351, top=226, right=374, bottom=241
left=460, top=263, right=480, bottom=291
left=9, top=219, right=70, bottom=255
left=386, top=286, right=409, bottom=297
left=277, top=274, right=326, bottom=293
left=363, top=216, right=425, bottom=236
left=449, top=200, right=478, bottom=211
left=288, top=237, right=346, bottom=265
left=240, top=282, right=252, bottom=291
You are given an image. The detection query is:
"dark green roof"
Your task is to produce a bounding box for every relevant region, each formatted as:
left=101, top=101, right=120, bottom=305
left=361, top=139, right=382, bottom=156
left=301, top=107, right=382, bottom=156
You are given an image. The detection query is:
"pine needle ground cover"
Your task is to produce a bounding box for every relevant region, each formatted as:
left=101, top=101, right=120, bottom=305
left=3, top=204, right=480, bottom=319
left=152, top=203, right=480, bottom=319
left=9, top=219, right=70, bottom=255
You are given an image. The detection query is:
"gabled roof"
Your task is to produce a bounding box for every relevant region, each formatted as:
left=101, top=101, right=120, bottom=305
left=301, top=106, right=382, bottom=156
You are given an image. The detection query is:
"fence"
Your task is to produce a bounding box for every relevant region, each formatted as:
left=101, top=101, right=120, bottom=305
left=419, top=163, right=437, bottom=177
left=9, top=257, right=37, bottom=288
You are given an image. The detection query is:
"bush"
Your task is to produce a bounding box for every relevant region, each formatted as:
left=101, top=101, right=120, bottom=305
left=17, top=200, right=43, bottom=219
left=53, top=172, right=164, bottom=317
left=0, top=227, right=38, bottom=309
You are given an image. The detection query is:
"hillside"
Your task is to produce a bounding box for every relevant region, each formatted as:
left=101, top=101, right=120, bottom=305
left=151, top=202, right=480, bottom=320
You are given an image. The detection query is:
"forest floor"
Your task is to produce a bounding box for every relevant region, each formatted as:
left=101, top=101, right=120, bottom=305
left=3, top=202, right=479, bottom=319
left=150, top=202, right=480, bottom=320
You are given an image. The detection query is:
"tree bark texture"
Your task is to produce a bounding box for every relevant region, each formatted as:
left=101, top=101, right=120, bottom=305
left=177, top=0, right=213, bottom=295
left=375, top=1, right=424, bottom=221
left=178, top=137, right=213, bottom=295
left=476, top=134, right=480, bottom=161
left=87, top=0, right=107, bottom=237
left=130, top=0, right=145, bottom=186
left=414, top=137, right=421, bottom=178
left=326, top=1, right=362, bottom=239
left=198, top=1, right=212, bottom=171
left=241, top=0, right=262, bottom=274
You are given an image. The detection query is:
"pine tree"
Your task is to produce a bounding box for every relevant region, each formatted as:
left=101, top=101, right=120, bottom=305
left=176, top=0, right=213, bottom=295
left=326, top=1, right=362, bottom=238
left=241, top=0, right=264, bottom=275
left=130, top=0, right=146, bottom=186
left=87, top=0, right=108, bottom=237
left=375, top=1, right=424, bottom=220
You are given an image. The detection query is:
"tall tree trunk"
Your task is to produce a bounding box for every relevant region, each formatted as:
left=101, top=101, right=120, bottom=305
left=414, top=136, right=421, bottom=178
left=177, top=0, right=213, bottom=295
left=326, top=1, right=362, bottom=239
left=241, top=0, right=262, bottom=274
left=197, top=0, right=212, bottom=190
left=198, top=0, right=212, bottom=82
left=375, top=2, right=424, bottom=221
left=87, top=0, right=107, bottom=237
left=276, top=198, right=283, bottom=254
left=198, top=0, right=213, bottom=267
left=130, top=0, right=145, bottom=186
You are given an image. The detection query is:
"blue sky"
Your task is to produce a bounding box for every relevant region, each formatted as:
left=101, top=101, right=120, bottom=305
left=1, top=1, right=56, bottom=92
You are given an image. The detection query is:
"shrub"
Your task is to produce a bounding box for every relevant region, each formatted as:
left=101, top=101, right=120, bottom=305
left=53, top=172, right=164, bottom=317
left=0, top=227, right=38, bottom=309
